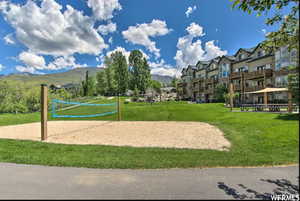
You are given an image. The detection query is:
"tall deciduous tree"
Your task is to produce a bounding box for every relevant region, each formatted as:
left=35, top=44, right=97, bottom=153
left=111, top=51, right=129, bottom=95
left=96, top=70, right=107, bottom=95
left=129, top=50, right=151, bottom=94
left=104, top=56, right=117, bottom=96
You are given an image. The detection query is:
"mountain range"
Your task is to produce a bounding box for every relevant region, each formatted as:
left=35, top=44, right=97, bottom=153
left=0, top=67, right=173, bottom=86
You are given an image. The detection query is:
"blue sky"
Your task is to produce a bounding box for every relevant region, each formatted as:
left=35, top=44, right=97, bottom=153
left=0, top=0, right=293, bottom=76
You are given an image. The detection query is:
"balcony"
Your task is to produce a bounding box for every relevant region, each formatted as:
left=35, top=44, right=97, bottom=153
left=233, top=85, right=242, bottom=91
left=206, top=78, right=218, bottom=84
left=230, top=72, right=242, bottom=79
left=199, top=87, right=205, bottom=92
left=244, top=69, right=273, bottom=80
left=205, top=88, right=214, bottom=94
left=244, top=85, right=265, bottom=92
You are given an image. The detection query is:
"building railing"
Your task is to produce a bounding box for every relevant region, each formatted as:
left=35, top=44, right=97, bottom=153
left=240, top=104, right=299, bottom=113
left=244, top=69, right=273, bottom=79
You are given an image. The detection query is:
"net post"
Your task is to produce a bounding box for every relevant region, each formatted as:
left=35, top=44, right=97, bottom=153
left=117, top=95, right=121, bottom=121
left=41, top=84, right=48, bottom=141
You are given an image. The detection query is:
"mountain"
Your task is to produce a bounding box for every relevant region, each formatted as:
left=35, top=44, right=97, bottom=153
left=0, top=67, right=173, bottom=86
left=151, top=74, right=173, bottom=85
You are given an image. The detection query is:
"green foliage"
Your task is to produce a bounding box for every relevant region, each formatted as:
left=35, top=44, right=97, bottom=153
left=151, top=80, right=162, bottom=94
left=214, top=84, right=228, bottom=102
left=111, top=51, right=129, bottom=95
left=171, top=77, right=179, bottom=88
left=128, top=50, right=151, bottom=94
left=0, top=80, right=73, bottom=114
left=104, top=56, right=117, bottom=96
left=132, top=86, right=140, bottom=102
left=96, top=70, right=107, bottom=95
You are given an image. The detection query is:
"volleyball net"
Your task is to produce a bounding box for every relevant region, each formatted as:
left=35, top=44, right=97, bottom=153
left=51, top=99, right=117, bottom=118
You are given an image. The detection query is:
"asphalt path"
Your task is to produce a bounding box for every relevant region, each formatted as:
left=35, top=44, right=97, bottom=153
left=0, top=163, right=298, bottom=199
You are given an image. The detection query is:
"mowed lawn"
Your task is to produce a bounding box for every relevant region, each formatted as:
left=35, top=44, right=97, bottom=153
left=0, top=98, right=298, bottom=169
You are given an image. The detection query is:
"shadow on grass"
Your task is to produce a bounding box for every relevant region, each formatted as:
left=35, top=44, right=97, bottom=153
left=217, top=177, right=299, bottom=200
left=275, top=114, right=299, bottom=121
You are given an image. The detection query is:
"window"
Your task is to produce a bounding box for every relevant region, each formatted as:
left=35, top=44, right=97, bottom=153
left=257, top=66, right=265, bottom=71
left=257, top=51, right=262, bottom=57
left=239, top=54, right=243, bottom=60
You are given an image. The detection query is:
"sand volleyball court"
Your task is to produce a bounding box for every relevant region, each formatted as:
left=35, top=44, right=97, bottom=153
left=0, top=121, right=231, bottom=151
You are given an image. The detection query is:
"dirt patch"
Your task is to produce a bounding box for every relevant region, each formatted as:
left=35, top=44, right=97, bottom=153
left=0, top=121, right=231, bottom=151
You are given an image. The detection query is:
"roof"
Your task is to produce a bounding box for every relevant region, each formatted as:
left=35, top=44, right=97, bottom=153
left=234, top=44, right=258, bottom=57
left=244, top=88, right=289, bottom=94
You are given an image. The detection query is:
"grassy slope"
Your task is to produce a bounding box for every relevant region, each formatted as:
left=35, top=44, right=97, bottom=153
left=0, top=100, right=298, bottom=169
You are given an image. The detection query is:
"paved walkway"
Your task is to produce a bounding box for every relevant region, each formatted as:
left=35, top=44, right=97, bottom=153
left=0, top=163, right=298, bottom=199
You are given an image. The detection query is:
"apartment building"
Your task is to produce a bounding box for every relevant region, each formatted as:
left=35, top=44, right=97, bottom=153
left=177, top=43, right=297, bottom=104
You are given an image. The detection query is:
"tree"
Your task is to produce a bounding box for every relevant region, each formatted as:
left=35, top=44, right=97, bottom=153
left=111, top=51, right=129, bottom=95
left=151, top=80, right=162, bottom=102
left=96, top=70, right=107, bottom=95
left=104, top=56, right=117, bottom=96
left=171, top=77, right=179, bottom=88
left=128, top=50, right=151, bottom=94
left=81, top=71, right=89, bottom=96
left=214, top=84, right=228, bottom=102
left=231, top=0, right=299, bottom=102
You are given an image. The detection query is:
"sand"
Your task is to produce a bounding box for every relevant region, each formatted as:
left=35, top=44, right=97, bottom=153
left=0, top=121, right=231, bottom=151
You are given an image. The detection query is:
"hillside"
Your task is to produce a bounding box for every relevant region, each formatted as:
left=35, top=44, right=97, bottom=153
left=0, top=67, right=173, bottom=86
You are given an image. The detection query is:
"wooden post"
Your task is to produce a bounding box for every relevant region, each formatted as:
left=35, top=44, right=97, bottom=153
left=264, top=92, right=268, bottom=112
left=41, top=84, right=48, bottom=141
left=288, top=91, right=293, bottom=113
left=117, top=95, right=121, bottom=121
left=230, top=83, right=234, bottom=111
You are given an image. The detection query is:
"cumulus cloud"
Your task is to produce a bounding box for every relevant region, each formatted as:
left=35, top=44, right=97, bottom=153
left=149, top=59, right=180, bottom=77
left=185, top=5, right=197, bottom=18
left=3, top=33, right=15, bottom=45
left=87, top=0, right=122, bottom=21
left=17, top=51, right=87, bottom=73
left=174, top=23, right=227, bottom=69
left=186, top=22, right=205, bottom=37
left=47, top=56, right=88, bottom=70
left=122, top=19, right=171, bottom=58
left=97, top=22, right=117, bottom=35
left=0, top=0, right=108, bottom=57
left=16, top=65, right=40, bottom=74
left=18, top=51, right=46, bottom=70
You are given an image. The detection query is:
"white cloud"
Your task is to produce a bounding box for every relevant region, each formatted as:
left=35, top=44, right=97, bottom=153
left=149, top=59, right=180, bottom=77
left=18, top=51, right=87, bottom=73
left=203, top=40, right=227, bottom=61
left=261, top=29, right=267, bottom=35
left=122, top=19, right=171, bottom=58
left=0, top=64, right=4, bottom=71
left=1, top=0, right=108, bottom=57
left=186, top=22, right=205, bottom=37
left=97, top=22, right=117, bottom=35
left=185, top=5, right=197, bottom=18
left=3, top=33, right=15, bottom=45
left=87, top=0, right=122, bottom=21
left=174, top=23, right=227, bottom=69
left=19, top=51, right=46, bottom=70
left=16, top=65, right=43, bottom=74
left=47, top=56, right=87, bottom=70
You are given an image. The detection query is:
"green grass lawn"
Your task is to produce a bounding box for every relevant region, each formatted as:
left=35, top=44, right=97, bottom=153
left=0, top=98, right=298, bottom=169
